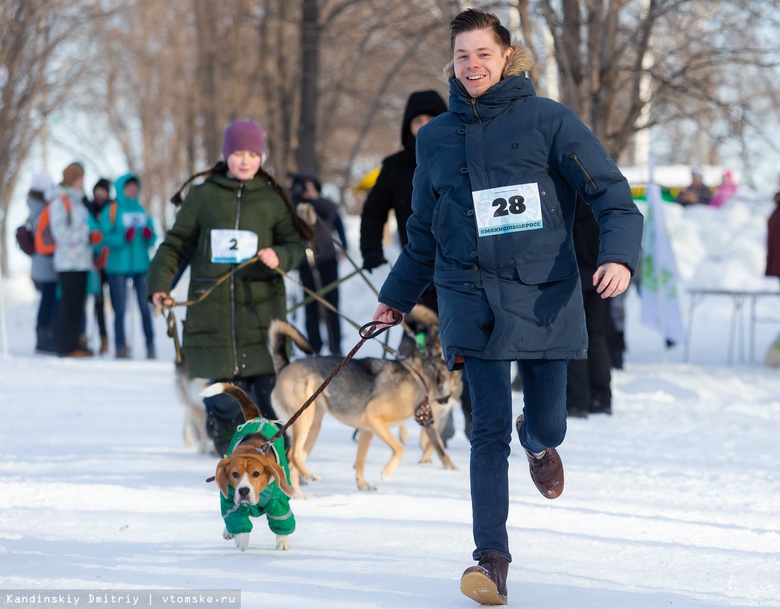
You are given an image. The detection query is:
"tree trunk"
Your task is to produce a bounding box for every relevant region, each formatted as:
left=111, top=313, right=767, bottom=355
left=195, top=0, right=221, bottom=161
left=296, top=0, right=320, bottom=174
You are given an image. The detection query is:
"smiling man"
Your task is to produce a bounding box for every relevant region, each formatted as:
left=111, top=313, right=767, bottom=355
left=372, top=8, right=643, bottom=605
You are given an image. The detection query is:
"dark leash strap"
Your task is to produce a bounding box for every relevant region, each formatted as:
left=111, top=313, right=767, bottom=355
left=408, top=362, right=434, bottom=428
left=257, top=316, right=403, bottom=453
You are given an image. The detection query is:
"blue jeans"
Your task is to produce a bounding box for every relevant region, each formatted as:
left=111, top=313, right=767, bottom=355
left=463, top=357, right=568, bottom=563
left=106, top=273, right=154, bottom=351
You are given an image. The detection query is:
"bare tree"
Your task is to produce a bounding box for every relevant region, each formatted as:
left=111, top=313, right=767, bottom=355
left=0, top=0, right=108, bottom=274
left=6, top=0, right=778, bottom=265
left=526, top=0, right=780, bottom=177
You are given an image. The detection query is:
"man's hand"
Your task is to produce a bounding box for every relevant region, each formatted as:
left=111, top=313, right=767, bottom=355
left=593, top=262, right=631, bottom=299
left=373, top=302, right=402, bottom=324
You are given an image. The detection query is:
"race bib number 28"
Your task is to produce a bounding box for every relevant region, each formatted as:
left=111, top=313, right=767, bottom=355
left=210, top=229, right=259, bottom=264
left=471, top=182, right=543, bottom=237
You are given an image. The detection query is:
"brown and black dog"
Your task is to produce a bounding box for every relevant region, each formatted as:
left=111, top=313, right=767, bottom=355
left=206, top=383, right=296, bottom=551
left=268, top=306, right=458, bottom=497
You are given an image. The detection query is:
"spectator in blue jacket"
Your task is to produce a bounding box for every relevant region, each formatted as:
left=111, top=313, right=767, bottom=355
left=99, top=173, right=156, bottom=359
left=372, top=9, right=643, bottom=605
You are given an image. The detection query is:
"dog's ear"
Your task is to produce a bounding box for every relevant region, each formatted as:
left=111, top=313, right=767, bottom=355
left=215, top=457, right=232, bottom=498
left=263, top=460, right=296, bottom=497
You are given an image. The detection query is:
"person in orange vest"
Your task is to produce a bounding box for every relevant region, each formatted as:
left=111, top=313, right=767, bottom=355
left=25, top=172, right=59, bottom=354
left=48, top=162, right=102, bottom=357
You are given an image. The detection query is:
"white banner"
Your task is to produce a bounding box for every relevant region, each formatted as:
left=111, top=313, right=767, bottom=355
left=640, top=160, right=686, bottom=345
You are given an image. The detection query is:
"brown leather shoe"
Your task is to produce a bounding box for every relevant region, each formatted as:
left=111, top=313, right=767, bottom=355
left=99, top=337, right=109, bottom=354
left=116, top=346, right=131, bottom=359
left=516, top=414, right=564, bottom=499
left=460, top=552, right=509, bottom=605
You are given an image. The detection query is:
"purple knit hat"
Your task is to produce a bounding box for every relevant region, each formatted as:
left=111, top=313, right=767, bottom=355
left=221, top=119, right=266, bottom=160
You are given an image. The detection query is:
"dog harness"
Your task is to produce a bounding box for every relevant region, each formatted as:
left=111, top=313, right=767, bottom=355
left=220, top=418, right=296, bottom=536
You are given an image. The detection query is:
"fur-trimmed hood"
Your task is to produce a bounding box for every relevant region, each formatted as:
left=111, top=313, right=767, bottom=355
left=444, top=42, right=535, bottom=81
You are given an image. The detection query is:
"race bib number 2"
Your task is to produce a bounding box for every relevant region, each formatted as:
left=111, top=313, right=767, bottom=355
left=472, top=182, right=543, bottom=237
left=210, top=229, right=259, bottom=264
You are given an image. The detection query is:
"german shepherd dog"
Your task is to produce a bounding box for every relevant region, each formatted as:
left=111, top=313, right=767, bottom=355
left=269, top=307, right=458, bottom=497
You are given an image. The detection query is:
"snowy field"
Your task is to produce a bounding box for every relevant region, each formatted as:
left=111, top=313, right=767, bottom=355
left=1, top=196, right=779, bottom=609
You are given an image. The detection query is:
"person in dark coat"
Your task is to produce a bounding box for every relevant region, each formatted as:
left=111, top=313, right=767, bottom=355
left=675, top=168, right=712, bottom=206
left=766, top=187, right=780, bottom=280
left=566, top=199, right=614, bottom=418
left=291, top=171, right=348, bottom=356
left=371, top=9, right=643, bottom=604
left=360, top=89, right=448, bottom=313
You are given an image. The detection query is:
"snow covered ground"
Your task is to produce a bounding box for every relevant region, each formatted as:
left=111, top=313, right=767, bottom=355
left=1, top=195, right=779, bottom=609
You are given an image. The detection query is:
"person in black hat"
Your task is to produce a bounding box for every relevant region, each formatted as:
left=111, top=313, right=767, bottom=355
left=360, top=89, right=448, bottom=297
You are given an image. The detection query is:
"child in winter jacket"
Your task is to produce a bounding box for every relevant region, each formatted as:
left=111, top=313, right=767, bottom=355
left=147, top=119, right=314, bottom=454
left=100, top=173, right=157, bottom=359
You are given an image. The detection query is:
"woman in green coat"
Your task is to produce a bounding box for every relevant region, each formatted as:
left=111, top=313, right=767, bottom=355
left=148, top=120, right=313, bottom=450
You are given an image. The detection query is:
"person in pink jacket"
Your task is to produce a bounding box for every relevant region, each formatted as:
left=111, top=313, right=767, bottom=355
left=710, top=170, right=738, bottom=208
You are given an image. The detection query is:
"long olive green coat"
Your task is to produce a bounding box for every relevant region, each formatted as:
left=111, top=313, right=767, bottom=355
left=147, top=172, right=305, bottom=379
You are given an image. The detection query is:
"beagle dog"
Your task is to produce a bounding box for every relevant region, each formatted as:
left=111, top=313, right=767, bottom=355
left=205, top=383, right=296, bottom=552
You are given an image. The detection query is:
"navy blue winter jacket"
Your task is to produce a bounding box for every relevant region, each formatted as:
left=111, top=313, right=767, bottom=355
left=379, top=52, right=643, bottom=369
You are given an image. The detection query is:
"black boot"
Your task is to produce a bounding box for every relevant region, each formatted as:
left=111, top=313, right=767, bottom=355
left=35, top=326, right=57, bottom=355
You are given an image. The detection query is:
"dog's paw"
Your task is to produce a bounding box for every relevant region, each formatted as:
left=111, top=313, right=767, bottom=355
left=441, top=456, right=459, bottom=471
left=275, top=535, right=292, bottom=551
left=222, top=528, right=234, bottom=541
left=233, top=532, right=250, bottom=552
left=300, top=473, right=320, bottom=484
left=357, top=480, right=377, bottom=491
left=381, top=465, right=400, bottom=482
